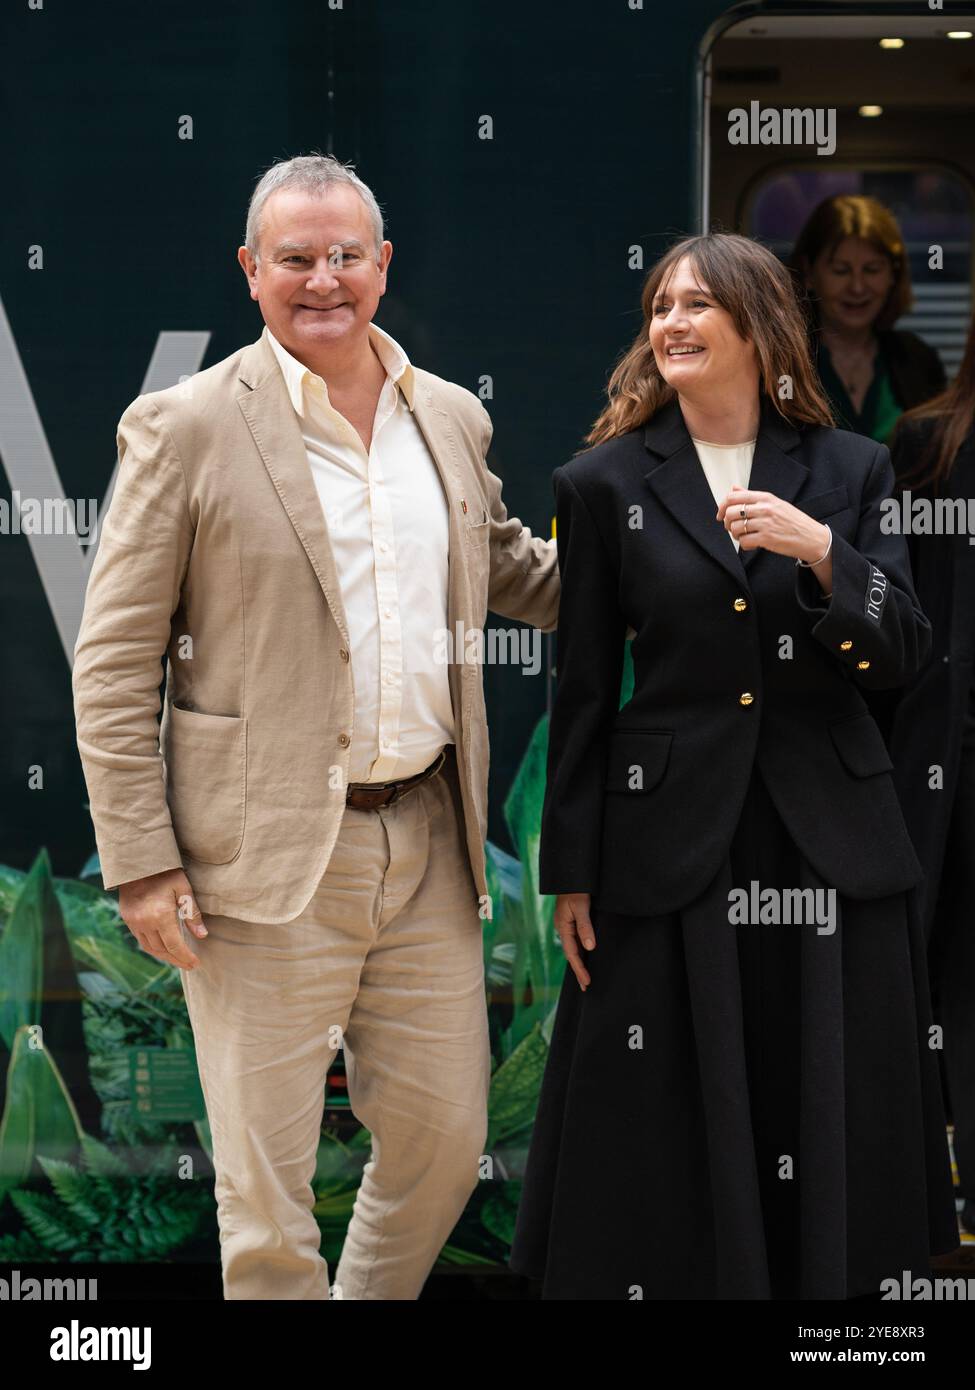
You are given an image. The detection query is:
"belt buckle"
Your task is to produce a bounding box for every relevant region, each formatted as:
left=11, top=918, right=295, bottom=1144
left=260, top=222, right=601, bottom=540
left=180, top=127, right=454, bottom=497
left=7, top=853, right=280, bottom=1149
left=387, top=750, right=444, bottom=805
left=350, top=784, right=388, bottom=809
left=350, top=749, right=445, bottom=809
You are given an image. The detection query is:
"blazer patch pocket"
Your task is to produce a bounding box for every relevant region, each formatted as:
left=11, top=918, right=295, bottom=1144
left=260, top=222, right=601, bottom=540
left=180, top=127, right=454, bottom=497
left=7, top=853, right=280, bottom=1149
left=802, top=485, right=850, bottom=520
left=605, top=729, right=673, bottom=793
left=163, top=704, right=247, bottom=864
left=828, top=712, right=894, bottom=778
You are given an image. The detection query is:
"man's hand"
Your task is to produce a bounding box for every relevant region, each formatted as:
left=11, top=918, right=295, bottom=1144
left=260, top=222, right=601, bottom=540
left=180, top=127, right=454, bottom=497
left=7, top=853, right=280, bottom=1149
left=553, top=892, right=596, bottom=991
left=118, top=868, right=207, bottom=971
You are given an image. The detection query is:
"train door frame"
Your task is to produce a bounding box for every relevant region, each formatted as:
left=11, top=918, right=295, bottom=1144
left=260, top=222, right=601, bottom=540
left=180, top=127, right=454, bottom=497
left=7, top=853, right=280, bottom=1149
left=694, top=0, right=975, bottom=231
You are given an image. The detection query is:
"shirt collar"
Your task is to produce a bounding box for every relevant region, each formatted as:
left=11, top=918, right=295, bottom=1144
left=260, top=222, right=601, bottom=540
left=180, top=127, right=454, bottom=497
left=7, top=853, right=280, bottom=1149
left=264, top=321, right=416, bottom=414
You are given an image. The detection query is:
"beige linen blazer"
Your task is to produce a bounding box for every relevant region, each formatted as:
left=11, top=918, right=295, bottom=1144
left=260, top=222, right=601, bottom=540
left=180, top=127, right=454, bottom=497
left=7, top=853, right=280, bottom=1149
left=73, top=328, right=560, bottom=922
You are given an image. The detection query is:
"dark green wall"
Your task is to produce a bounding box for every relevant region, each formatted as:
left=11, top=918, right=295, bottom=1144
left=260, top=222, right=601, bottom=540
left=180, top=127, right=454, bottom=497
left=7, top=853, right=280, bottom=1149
left=0, top=0, right=732, bottom=871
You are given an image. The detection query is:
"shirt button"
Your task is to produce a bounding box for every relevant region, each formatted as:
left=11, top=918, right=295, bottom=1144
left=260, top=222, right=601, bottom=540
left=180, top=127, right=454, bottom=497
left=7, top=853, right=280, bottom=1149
left=339, top=649, right=350, bottom=662
left=856, top=660, right=871, bottom=670
left=840, top=640, right=853, bottom=651
left=337, top=733, right=350, bottom=747
left=739, top=692, right=754, bottom=707
left=733, top=597, right=748, bottom=612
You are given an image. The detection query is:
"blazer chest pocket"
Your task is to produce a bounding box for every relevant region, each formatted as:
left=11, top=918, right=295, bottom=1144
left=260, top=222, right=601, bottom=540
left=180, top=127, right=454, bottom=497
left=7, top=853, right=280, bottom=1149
left=465, top=513, right=490, bottom=551
left=465, top=514, right=491, bottom=600
left=163, top=704, right=247, bottom=864
left=802, top=484, right=850, bottom=521
left=605, top=729, right=673, bottom=793
left=828, top=712, right=894, bottom=778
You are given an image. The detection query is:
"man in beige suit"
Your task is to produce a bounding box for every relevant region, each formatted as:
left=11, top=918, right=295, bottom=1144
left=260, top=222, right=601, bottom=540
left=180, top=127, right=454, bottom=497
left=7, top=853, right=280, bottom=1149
left=72, top=154, right=559, bottom=1300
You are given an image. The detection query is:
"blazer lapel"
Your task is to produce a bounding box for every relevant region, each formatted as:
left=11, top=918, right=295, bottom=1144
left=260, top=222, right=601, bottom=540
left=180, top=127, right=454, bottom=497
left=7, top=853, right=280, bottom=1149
left=643, top=398, right=748, bottom=588
left=643, top=395, right=809, bottom=580
left=410, top=386, right=463, bottom=619
left=410, top=384, right=472, bottom=720
left=237, top=333, right=352, bottom=647
left=738, top=401, right=808, bottom=571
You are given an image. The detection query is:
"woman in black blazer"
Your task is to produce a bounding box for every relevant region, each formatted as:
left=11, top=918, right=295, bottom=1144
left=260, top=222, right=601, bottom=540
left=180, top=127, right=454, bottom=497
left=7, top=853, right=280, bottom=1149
left=873, top=314, right=975, bottom=1243
left=508, top=232, right=957, bottom=1300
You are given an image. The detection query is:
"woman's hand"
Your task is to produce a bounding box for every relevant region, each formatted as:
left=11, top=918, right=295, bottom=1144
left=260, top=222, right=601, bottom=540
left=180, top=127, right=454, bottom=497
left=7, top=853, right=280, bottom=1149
left=716, top=484, right=833, bottom=594
left=716, top=484, right=828, bottom=562
left=554, top=892, right=596, bottom=991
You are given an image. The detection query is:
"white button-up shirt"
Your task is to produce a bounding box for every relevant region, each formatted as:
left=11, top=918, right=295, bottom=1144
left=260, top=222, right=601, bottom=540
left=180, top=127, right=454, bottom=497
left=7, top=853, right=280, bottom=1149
left=266, top=322, right=455, bottom=784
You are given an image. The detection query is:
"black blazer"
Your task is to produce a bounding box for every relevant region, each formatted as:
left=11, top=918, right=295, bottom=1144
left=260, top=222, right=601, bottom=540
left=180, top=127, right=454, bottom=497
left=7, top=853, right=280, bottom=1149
left=872, top=416, right=975, bottom=935
left=538, top=395, right=932, bottom=916
left=878, top=329, right=947, bottom=411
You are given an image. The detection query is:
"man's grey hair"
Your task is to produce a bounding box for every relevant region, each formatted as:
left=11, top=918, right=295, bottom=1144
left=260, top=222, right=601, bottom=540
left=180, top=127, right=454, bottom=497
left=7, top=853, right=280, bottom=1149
left=244, top=153, right=385, bottom=262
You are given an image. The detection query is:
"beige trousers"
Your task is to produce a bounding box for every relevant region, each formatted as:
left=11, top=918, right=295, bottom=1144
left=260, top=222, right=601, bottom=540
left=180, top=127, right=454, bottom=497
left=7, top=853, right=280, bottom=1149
left=179, top=746, right=491, bottom=1299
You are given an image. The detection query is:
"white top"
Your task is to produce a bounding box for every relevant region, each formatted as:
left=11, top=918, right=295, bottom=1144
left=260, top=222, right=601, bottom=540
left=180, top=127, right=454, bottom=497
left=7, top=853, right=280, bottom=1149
left=266, top=323, right=455, bottom=784
left=691, top=436, right=757, bottom=551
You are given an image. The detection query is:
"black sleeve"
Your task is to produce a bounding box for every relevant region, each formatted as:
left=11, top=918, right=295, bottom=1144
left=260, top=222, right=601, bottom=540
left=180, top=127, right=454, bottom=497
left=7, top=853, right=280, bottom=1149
left=538, top=467, right=627, bottom=896
left=794, top=441, right=932, bottom=690
left=899, top=331, right=946, bottom=399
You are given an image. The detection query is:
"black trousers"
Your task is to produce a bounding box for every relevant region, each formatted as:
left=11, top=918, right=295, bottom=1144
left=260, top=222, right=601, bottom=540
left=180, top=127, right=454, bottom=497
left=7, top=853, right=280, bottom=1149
left=509, top=767, right=957, bottom=1299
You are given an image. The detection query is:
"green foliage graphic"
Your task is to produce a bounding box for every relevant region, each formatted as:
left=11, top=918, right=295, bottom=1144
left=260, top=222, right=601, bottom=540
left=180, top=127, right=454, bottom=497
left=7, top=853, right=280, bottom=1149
left=0, top=649, right=637, bottom=1267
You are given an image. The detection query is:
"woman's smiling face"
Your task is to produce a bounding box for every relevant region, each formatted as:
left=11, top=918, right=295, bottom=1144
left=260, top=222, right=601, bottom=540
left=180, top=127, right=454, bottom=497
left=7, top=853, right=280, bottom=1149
left=805, top=235, right=895, bottom=333
left=649, top=255, right=757, bottom=396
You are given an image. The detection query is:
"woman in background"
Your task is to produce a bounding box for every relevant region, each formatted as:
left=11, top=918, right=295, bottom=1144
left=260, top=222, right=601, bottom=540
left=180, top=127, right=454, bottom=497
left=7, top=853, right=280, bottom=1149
left=878, top=306, right=975, bottom=1242
left=791, top=195, right=945, bottom=444
left=508, top=231, right=957, bottom=1301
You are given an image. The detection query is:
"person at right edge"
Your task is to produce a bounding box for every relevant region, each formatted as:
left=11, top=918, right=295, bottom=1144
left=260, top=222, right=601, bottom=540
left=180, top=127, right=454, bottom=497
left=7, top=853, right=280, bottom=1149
left=507, top=231, right=959, bottom=1300
left=871, top=302, right=975, bottom=1245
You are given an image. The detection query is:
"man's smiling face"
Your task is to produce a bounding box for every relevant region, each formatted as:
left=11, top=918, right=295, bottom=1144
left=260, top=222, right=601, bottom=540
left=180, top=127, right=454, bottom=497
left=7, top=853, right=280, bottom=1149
left=238, top=184, right=392, bottom=359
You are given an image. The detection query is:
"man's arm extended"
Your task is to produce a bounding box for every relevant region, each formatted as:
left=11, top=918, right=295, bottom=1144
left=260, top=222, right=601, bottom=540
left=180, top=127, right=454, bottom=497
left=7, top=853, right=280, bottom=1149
left=476, top=404, right=560, bottom=632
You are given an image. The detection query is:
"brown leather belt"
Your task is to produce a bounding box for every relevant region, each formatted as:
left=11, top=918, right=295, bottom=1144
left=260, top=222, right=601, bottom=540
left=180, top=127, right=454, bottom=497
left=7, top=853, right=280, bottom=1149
left=346, top=748, right=447, bottom=810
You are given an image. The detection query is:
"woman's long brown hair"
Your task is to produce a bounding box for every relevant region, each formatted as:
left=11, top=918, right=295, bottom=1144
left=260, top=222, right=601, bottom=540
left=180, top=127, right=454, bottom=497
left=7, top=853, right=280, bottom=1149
left=585, top=232, right=833, bottom=447
left=893, top=309, right=975, bottom=489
